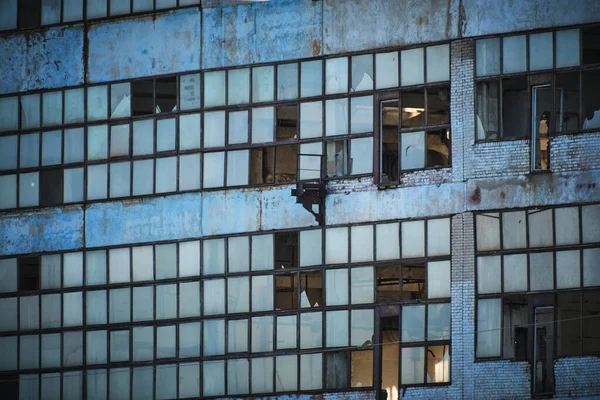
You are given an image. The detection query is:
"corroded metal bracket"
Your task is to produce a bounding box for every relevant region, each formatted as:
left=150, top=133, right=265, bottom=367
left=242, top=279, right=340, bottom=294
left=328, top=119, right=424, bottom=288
left=291, top=182, right=326, bottom=226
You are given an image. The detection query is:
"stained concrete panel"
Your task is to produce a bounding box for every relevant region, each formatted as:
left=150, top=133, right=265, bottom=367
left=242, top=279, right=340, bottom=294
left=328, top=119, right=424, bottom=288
left=202, top=0, right=322, bottom=69
left=85, top=193, right=202, bottom=248
left=0, top=26, right=84, bottom=95
left=0, top=206, right=84, bottom=256
left=201, top=189, right=261, bottom=236
left=87, top=8, right=201, bottom=83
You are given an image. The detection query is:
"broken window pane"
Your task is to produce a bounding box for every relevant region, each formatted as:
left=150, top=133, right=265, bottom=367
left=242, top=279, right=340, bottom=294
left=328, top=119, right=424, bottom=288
left=476, top=213, right=500, bottom=251
left=555, top=72, right=580, bottom=133
left=276, top=104, right=297, bottom=141
left=401, top=347, right=425, bottom=384
left=278, top=63, right=298, bottom=100
left=426, top=128, right=450, bottom=167
left=426, top=44, right=450, bottom=82
left=502, top=211, right=527, bottom=249
left=301, top=60, right=322, bottom=97
left=325, top=57, right=348, bottom=94
left=326, top=310, right=349, bottom=347
left=253, top=66, right=275, bottom=103
left=274, top=231, right=298, bottom=269
left=19, top=256, right=41, bottom=292
left=301, top=270, right=322, bottom=308
left=325, top=351, right=348, bottom=389
left=556, top=250, right=581, bottom=289
left=557, top=291, right=581, bottom=356
left=381, top=100, right=399, bottom=182
left=299, top=101, right=323, bottom=138
left=502, top=296, right=527, bottom=359
left=156, top=77, right=177, bottom=112
left=402, top=264, right=425, bottom=300
left=87, top=86, right=108, bottom=121
left=351, top=54, right=373, bottom=91
left=401, top=47, right=424, bottom=86
left=401, top=89, right=425, bottom=129
left=42, top=91, right=62, bottom=126
left=274, top=144, right=297, bottom=183
left=377, top=265, right=400, bottom=302
left=252, top=106, right=274, bottom=143
left=250, top=147, right=274, bottom=184
left=110, top=83, right=130, bottom=119
left=477, top=256, right=501, bottom=294
left=476, top=81, right=500, bottom=140
left=376, top=51, right=399, bottom=89
left=477, top=298, right=501, bottom=357
left=427, top=86, right=450, bottom=126
left=325, top=227, right=348, bottom=264
left=402, top=305, right=425, bottom=342
left=350, top=95, right=373, bottom=134
left=325, top=98, right=348, bottom=136
left=131, top=80, right=154, bottom=116
left=350, top=137, right=373, bottom=175
left=503, top=254, right=528, bottom=292
left=530, top=252, right=554, bottom=291
left=529, top=32, right=553, bottom=71
left=351, top=309, right=374, bottom=346
left=502, top=35, right=527, bottom=73
left=326, top=140, right=347, bottom=177
left=228, top=68, right=250, bottom=105
left=583, top=69, right=600, bottom=131
left=476, top=38, right=500, bottom=77
left=180, top=73, right=201, bottom=111
left=326, top=268, right=348, bottom=306
left=299, top=142, right=322, bottom=180
left=427, top=345, right=450, bottom=383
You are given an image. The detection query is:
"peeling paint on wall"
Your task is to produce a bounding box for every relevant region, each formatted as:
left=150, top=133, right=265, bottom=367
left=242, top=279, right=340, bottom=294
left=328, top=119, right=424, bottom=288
left=86, top=8, right=201, bottom=83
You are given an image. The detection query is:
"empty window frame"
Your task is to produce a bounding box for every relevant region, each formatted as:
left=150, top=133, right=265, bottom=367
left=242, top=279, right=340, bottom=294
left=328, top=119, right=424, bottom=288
left=131, top=78, right=177, bottom=116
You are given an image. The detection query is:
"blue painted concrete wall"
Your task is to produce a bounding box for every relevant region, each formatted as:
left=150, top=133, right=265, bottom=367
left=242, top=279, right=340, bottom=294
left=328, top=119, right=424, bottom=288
left=0, top=206, right=83, bottom=255
left=0, top=25, right=84, bottom=95
left=87, top=8, right=201, bottom=83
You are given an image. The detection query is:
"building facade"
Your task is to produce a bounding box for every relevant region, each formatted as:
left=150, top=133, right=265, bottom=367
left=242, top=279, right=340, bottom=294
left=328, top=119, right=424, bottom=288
left=0, top=0, right=599, bottom=399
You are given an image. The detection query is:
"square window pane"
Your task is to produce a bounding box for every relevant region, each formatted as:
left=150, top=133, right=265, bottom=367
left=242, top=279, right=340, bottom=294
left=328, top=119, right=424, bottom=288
left=132, top=366, right=153, bottom=399
left=0, top=97, right=19, bottom=131
left=203, top=238, right=225, bottom=275
left=325, top=57, right=348, bottom=94
left=156, top=325, right=176, bottom=359
left=19, top=294, right=39, bottom=330
left=178, top=240, right=200, bottom=277
left=109, top=288, right=130, bottom=323
left=325, top=98, right=348, bottom=136
left=179, top=362, right=200, bottom=398
left=155, top=156, right=177, bottom=193
left=276, top=355, right=297, bottom=392
left=476, top=213, right=500, bottom=251
left=86, top=330, right=107, bottom=364
left=428, top=260, right=450, bottom=298
left=109, top=162, right=131, bottom=198
left=351, top=266, right=374, bottom=304
left=426, top=44, right=450, bottom=82
left=204, top=111, right=225, bottom=148
left=228, top=277, right=249, bottom=314
left=376, top=51, right=399, bottom=89
left=132, top=286, right=153, bottom=321
left=204, top=70, right=226, bottom=107
left=179, top=113, right=201, bottom=150
left=277, top=315, right=297, bottom=349
left=400, top=131, right=425, bottom=170
left=251, top=357, right=273, bottom=394
left=110, top=82, right=130, bottom=118
left=476, top=38, right=500, bottom=76
left=376, top=223, right=400, bottom=260
left=40, top=254, right=61, bottom=289
left=110, top=330, right=129, bottom=362
left=0, top=297, right=17, bottom=331
left=503, top=35, right=527, bottom=73
left=529, top=32, right=553, bottom=71
left=63, top=331, right=83, bottom=367
left=582, top=204, right=600, bottom=243
left=252, top=66, right=274, bottom=103
left=226, top=150, right=249, bottom=186
left=132, top=246, right=153, bottom=281
left=401, top=347, right=425, bottom=384
left=300, top=311, right=322, bottom=349
left=350, top=95, right=373, bottom=134
left=278, top=63, right=298, bottom=100
left=252, top=107, right=274, bottom=143
left=203, top=360, right=225, bottom=397
left=227, top=358, right=249, bottom=395
left=132, top=119, right=154, bottom=156
left=180, top=73, right=201, bottom=111
left=325, top=227, right=348, bottom=264
left=556, top=250, right=581, bottom=289
left=528, top=209, right=553, bottom=247
left=108, top=248, right=130, bottom=283
left=109, top=368, right=130, bottom=400
left=0, top=135, right=17, bottom=170
left=132, top=159, right=154, bottom=195
left=402, top=304, right=425, bottom=342
left=427, top=218, right=450, bottom=256
left=132, top=326, right=153, bottom=361
left=228, top=68, right=250, bottom=105
left=300, top=229, right=322, bottom=267
left=64, top=167, right=84, bottom=203
left=555, top=207, right=580, bottom=245
left=530, top=252, right=554, bottom=291
left=86, top=290, right=107, bottom=325
left=20, top=94, right=41, bottom=129
left=0, top=336, right=17, bottom=370
left=351, top=54, right=373, bottom=91
left=350, top=225, right=373, bottom=262
left=179, top=154, right=201, bottom=191
left=63, top=291, right=83, bottom=326
left=401, top=220, right=425, bottom=258
left=503, top=254, right=528, bottom=292
left=88, top=125, right=108, bottom=160
left=326, top=139, right=346, bottom=178
left=301, top=60, right=322, bottom=97
left=583, top=248, right=600, bottom=287
left=156, top=243, right=176, bottom=279
left=42, top=91, right=62, bottom=127
left=326, top=268, right=348, bottom=306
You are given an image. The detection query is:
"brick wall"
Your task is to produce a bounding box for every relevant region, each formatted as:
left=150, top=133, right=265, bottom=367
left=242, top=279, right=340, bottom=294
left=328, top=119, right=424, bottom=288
left=468, top=139, right=531, bottom=178
left=550, top=132, right=600, bottom=172
left=555, top=357, right=600, bottom=398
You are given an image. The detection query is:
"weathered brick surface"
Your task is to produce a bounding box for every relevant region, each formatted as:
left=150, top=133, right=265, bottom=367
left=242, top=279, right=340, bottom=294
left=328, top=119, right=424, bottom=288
left=550, top=132, right=600, bottom=172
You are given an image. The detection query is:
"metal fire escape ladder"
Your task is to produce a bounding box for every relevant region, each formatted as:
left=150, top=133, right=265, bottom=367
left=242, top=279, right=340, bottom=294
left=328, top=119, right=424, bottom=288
left=291, top=152, right=326, bottom=226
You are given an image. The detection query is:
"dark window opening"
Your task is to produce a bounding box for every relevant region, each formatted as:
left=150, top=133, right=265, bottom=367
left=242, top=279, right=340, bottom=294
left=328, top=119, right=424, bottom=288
left=583, top=290, right=600, bottom=354
left=381, top=100, right=399, bottom=183
left=556, top=72, right=580, bottom=133
left=426, top=129, right=451, bottom=168
left=250, top=147, right=274, bottom=185
left=583, top=69, right=600, bottom=131
left=558, top=291, right=581, bottom=356
left=19, top=0, right=41, bottom=29
left=40, top=169, right=63, bottom=206
left=131, top=79, right=154, bottom=116
left=0, top=375, right=18, bottom=400
left=401, top=89, right=425, bottom=129
left=401, top=264, right=425, bottom=300
left=275, top=273, right=296, bottom=310
left=300, top=270, right=322, bottom=308
left=502, top=296, right=528, bottom=359
left=155, top=77, right=177, bottom=113
left=326, top=351, right=349, bottom=389
left=501, top=76, right=528, bottom=138
left=380, top=314, right=399, bottom=396
left=427, top=86, right=450, bottom=126
left=326, top=140, right=347, bottom=178
left=582, top=26, right=600, bottom=65
left=274, top=231, right=298, bottom=269
left=19, top=256, right=40, bottom=292
left=274, top=144, right=298, bottom=183
left=376, top=265, right=401, bottom=303
left=276, top=105, right=298, bottom=141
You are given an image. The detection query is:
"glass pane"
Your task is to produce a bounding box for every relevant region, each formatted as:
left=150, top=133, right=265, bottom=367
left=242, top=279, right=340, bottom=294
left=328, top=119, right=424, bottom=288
left=132, top=326, right=153, bottom=361
left=109, top=368, right=130, bottom=400
left=226, top=149, right=249, bottom=186
left=64, top=167, right=84, bottom=203
left=375, top=223, right=400, bottom=260
left=528, top=209, right=554, bottom=247
left=110, top=330, right=129, bottom=362
left=203, top=319, right=225, bottom=356
left=325, top=57, right=348, bottom=94
left=132, top=119, right=154, bottom=156
left=401, top=347, right=425, bottom=384
left=42, top=91, right=62, bottom=126
left=20, top=94, right=40, bottom=129
left=204, top=70, right=226, bottom=107
left=326, top=310, right=348, bottom=347
left=132, top=366, right=153, bottom=399
left=18, top=172, right=38, bottom=207
left=132, top=286, right=153, bottom=321
left=351, top=266, right=374, bottom=304
left=350, top=97, right=373, bottom=136
left=0, top=336, right=17, bottom=370
left=204, top=111, right=225, bottom=148
left=502, top=211, right=527, bottom=249
left=301, top=60, right=322, bottom=97
left=428, top=303, right=450, bottom=340
left=87, top=369, right=107, bottom=400
left=19, top=295, right=39, bottom=330
left=583, top=248, right=600, bottom=287
left=476, top=213, right=500, bottom=251
left=351, top=54, right=373, bottom=91
left=300, top=353, right=322, bottom=390
left=582, top=204, right=600, bottom=243
left=326, top=269, right=348, bottom=306
left=204, top=278, right=225, bottom=315
left=203, top=152, right=225, bottom=188
left=87, top=164, right=108, bottom=200
left=228, top=358, right=249, bottom=395
left=131, top=246, right=153, bottom=282
left=426, top=44, right=450, bottom=82
left=156, top=243, right=176, bottom=279
left=556, top=29, right=580, bottom=68
left=179, top=362, right=200, bottom=398
left=251, top=234, right=274, bottom=271
left=401, top=47, right=424, bottom=86
left=0, top=97, right=18, bottom=131
left=63, top=331, right=83, bottom=366
left=276, top=355, right=297, bottom=392
left=253, top=66, right=275, bottom=103
left=203, top=238, right=225, bottom=275
left=555, top=207, right=579, bottom=245
left=179, top=322, right=201, bottom=358
left=228, top=110, right=248, bottom=145
left=349, top=137, right=372, bottom=175
left=299, top=101, right=323, bottom=139
left=228, top=68, right=250, bottom=105
left=251, top=106, right=274, bottom=143
left=251, top=357, right=273, bottom=394
left=228, top=319, right=248, bottom=353
left=401, top=220, right=424, bottom=258
left=110, top=83, right=130, bottom=118
left=0, top=135, right=17, bottom=170
left=351, top=309, right=374, bottom=346
left=277, top=315, right=297, bottom=349
left=503, top=35, right=527, bottom=73
left=376, top=51, right=399, bottom=89
left=503, top=254, right=528, bottom=292
left=0, top=298, right=17, bottom=331
left=156, top=284, right=177, bottom=319
left=40, top=254, right=60, bottom=289
left=400, top=131, right=425, bottom=170
left=228, top=236, right=249, bottom=273
left=325, top=98, right=348, bottom=136
left=41, top=0, right=61, bottom=24
left=427, top=261, right=450, bottom=299
left=228, top=277, right=249, bottom=314
left=132, top=159, right=153, bottom=195
left=556, top=250, right=581, bottom=289
left=156, top=118, right=176, bottom=152
left=88, top=125, right=108, bottom=160
left=41, top=373, right=61, bottom=400
left=178, top=114, right=201, bottom=151
left=63, top=128, right=84, bottom=163
left=86, top=330, right=107, bottom=364
left=426, top=218, right=450, bottom=256
left=252, top=315, right=274, bottom=352
left=203, top=360, right=225, bottom=397
left=64, top=88, right=84, bottom=124
left=252, top=275, right=273, bottom=311
left=109, top=162, right=130, bottom=198
left=88, top=86, right=108, bottom=121
left=529, top=32, right=553, bottom=70
left=156, top=325, right=176, bottom=359
left=109, top=288, right=130, bottom=323
left=402, top=304, right=425, bottom=342
left=86, top=290, right=107, bottom=325
left=476, top=38, right=500, bottom=76
left=179, top=281, right=200, bottom=317
left=350, top=225, right=373, bottom=262
left=325, top=227, right=348, bottom=264
left=300, top=229, right=322, bottom=267
left=179, top=154, right=201, bottom=191
left=87, top=0, right=107, bottom=18
left=278, top=63, right=298, bottom=100
left=20, top=133, right=39, bottom=168
left=63, top=291, right=83, bottom=326
left=180, top=73, right=201, bottom=111
left=110, top=124, right=129, bottom=157
left=177, top=240, right=199, bottom=278
left=155, top=156, right=177, bottom=193
left=477, top=298, right=503, bottom=360
left=41, top=294, right=61, bottom=328
left=477, top=256, right=501, bottom=294
left=41, top=130, right=62, bottom=165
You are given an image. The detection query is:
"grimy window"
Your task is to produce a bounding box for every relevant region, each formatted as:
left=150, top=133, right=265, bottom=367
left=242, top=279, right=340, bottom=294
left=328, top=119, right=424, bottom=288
left=475, top=204, right=600, bottom=394
left=475, top=26, right=600, bottom=171
left=0, top=217, right=451, bottom=397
